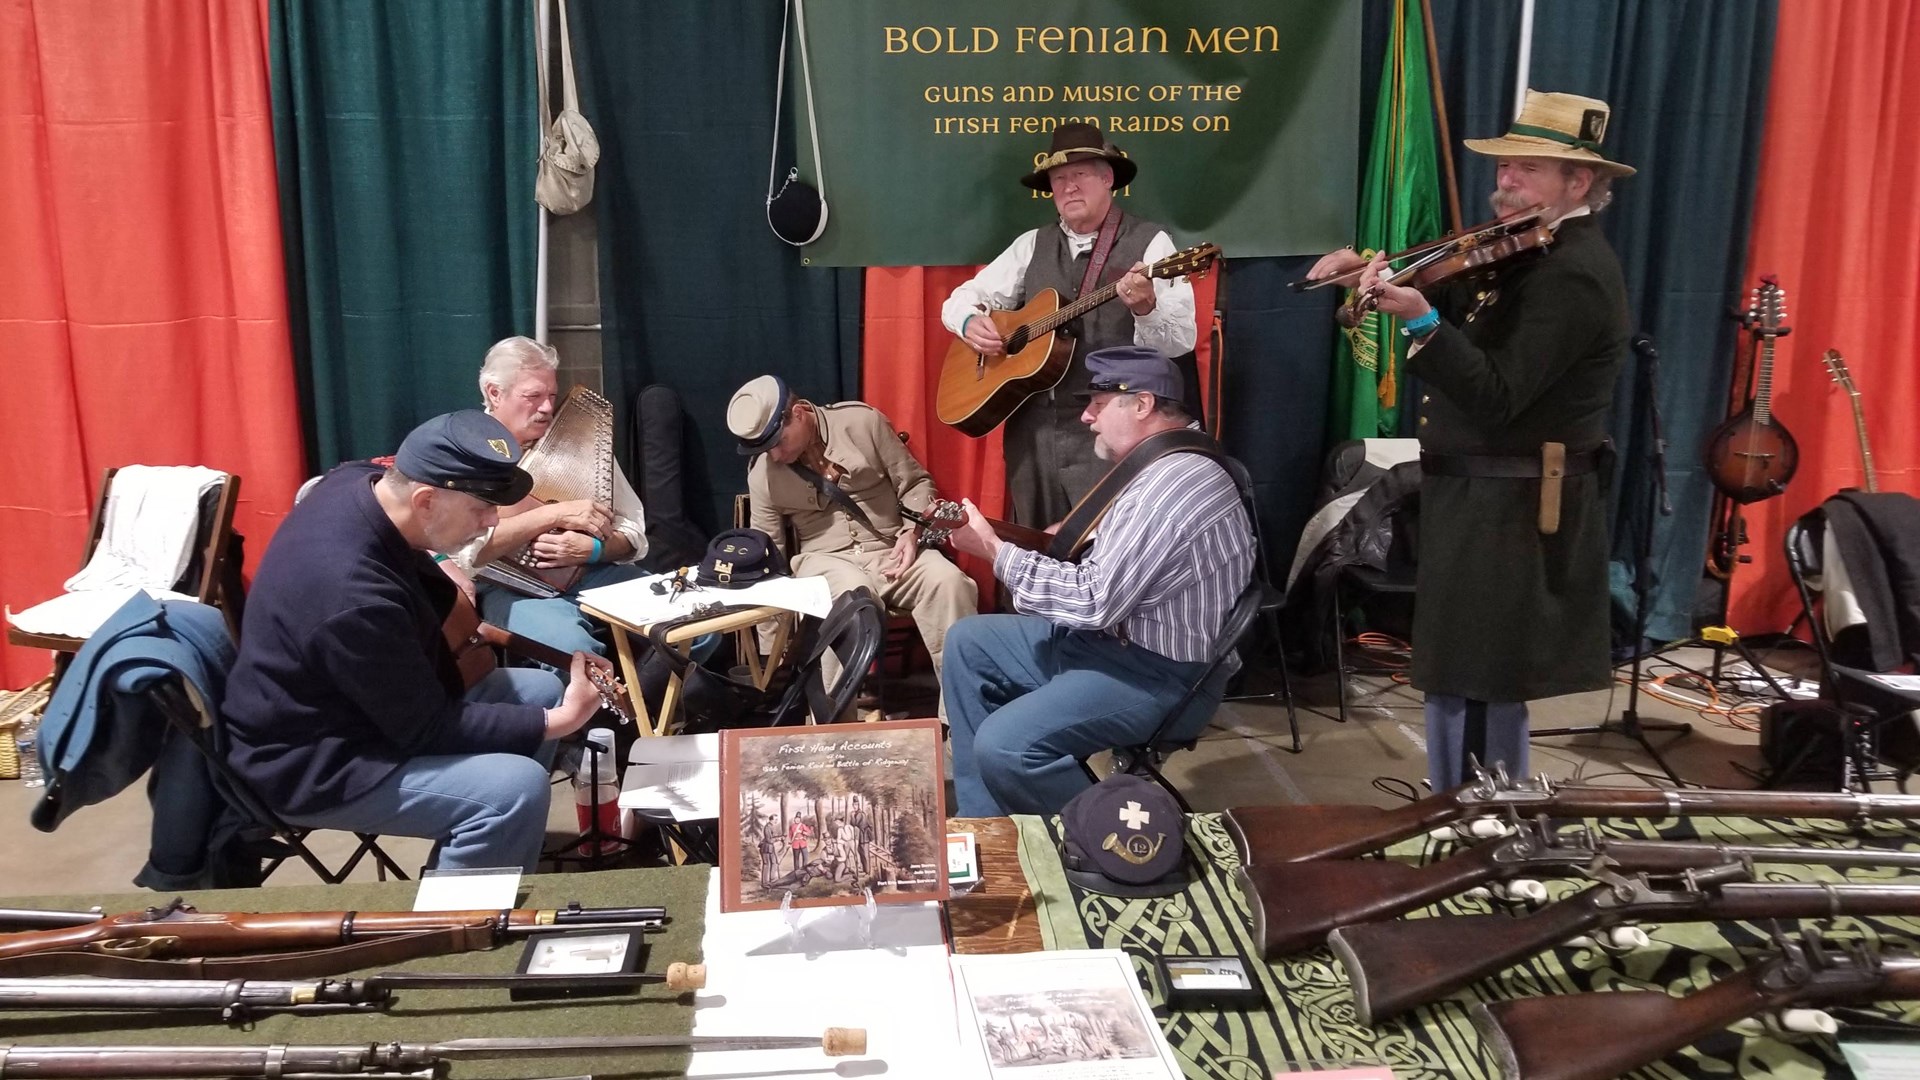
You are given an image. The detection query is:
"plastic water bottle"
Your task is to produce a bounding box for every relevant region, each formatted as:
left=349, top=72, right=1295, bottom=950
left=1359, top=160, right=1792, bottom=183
left=573, top=728, right=621, bottom=857
left=15, top=714, right=43, bottom=788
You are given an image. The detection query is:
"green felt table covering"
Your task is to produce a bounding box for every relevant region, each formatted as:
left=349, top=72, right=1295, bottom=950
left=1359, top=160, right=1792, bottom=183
left=1015, top=810, right=1920, bottom=1080
left=0, top=865, right=710, bottom=1079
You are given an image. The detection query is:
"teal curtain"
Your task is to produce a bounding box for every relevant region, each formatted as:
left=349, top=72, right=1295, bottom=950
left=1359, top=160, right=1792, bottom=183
left=571, top=1, right=863, bottom=534
left=270, top=0, right=538, bottom=467
left=1406, top=0, right=1779, bottom=643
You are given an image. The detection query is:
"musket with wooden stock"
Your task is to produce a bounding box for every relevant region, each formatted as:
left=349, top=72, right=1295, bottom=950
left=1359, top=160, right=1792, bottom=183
left=1239, top=814, right=1920, bottom=958
left=1224, top=764, right=1920, bottom=864
left=0, top=899, right=668, bottom=975
left=0, top=1030, right=869, bottom=1078
left=0, top=965, right=708, bottom=1024
left=1471, top=929, right=1920, bottom=1080
left=1328, top=861, right=1920, bottom=1026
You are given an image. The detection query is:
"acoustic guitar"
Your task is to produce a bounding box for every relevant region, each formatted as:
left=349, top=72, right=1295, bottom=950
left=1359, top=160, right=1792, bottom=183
left=1705, top=275, right=1799, bottom=503
left=936, top=242, right=1221, bottom=437
left=1822, top=349, right=1878, bottom=493
left=442, top=585, right=635, bottom=724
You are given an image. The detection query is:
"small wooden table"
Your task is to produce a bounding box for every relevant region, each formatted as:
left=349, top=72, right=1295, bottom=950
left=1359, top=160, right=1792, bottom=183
left=946, top=817, right=1044, bottom=955
left=578, top=601, right=794, bottom=737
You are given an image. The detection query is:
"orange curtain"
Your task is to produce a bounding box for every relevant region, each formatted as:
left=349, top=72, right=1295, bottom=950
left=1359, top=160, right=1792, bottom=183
left=860, top=265, right=1219, bottom=609
left=1726, top=0, right=1920, bottom=633
left=0, top=0, right=307, bottom=688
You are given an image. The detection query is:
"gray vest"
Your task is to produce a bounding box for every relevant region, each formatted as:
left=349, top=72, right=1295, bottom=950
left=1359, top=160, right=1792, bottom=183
left=1023, top=214, right=1161, bottom=413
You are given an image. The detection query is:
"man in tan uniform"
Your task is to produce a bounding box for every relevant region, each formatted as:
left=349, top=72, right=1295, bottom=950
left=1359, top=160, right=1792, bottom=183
left=727, top=376, right=978, bottom=716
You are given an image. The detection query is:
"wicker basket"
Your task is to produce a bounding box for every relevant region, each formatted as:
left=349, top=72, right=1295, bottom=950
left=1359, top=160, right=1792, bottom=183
left=0, top=676, right=53, bottom=781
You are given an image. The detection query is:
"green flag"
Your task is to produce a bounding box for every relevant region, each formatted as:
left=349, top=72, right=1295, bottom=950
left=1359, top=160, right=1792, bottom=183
left=1330, top=0, right=1442, bottom=439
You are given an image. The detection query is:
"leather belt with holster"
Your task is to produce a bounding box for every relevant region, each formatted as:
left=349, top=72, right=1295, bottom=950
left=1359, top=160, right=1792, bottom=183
left=1419, top=443, right=1606, bottom=536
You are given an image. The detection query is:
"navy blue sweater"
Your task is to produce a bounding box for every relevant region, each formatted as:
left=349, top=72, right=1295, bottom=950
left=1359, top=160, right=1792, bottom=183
left=222, top=464, right=545, bottom=817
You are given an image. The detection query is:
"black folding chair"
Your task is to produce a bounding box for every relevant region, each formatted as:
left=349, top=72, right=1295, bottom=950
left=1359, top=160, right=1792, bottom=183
left=1219, top=456, right=1301, bottom=750
left=1781, top=508, right=1920, bottom=791
left=628, top=590, right=887, bottom=865
left=1085, top=579, right=1265, bottom=812
left=151, top=676, right=411, bottom=883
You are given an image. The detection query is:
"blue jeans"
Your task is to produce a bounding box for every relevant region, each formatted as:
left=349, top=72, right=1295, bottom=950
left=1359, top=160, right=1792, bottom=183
left=943, top=615, right=1209, bottom=817
left=1425, top=694, right=1530, bottom=791
left=478, top=562, right=647, bottom=660
left=283, top=668, right=564, bottom=872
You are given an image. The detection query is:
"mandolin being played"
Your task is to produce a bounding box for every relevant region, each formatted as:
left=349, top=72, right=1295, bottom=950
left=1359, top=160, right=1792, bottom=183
left=221, top=411, right=618, bottom=875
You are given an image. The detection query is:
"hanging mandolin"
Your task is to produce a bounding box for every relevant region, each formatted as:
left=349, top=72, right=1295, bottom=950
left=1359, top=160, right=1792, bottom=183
left=1704, top=275, right=1799, bottom=503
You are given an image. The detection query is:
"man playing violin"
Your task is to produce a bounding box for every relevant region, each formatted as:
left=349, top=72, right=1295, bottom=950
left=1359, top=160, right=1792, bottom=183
left=943, top=122, right=1196, bottom=528
left=223, top=412, right=610, bottom=872
left=1307, top=90, right=1636, bottom=791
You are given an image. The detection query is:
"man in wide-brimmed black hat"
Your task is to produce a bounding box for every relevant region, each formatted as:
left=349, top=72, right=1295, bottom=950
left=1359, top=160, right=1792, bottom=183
left=942, top=121, right=1197, bottom=527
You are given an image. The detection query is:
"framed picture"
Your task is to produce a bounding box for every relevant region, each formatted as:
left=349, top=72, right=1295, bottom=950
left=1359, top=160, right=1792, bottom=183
left=510, top=930, right=644, bottom=1000
left=720, top=718, right=949, bottom=913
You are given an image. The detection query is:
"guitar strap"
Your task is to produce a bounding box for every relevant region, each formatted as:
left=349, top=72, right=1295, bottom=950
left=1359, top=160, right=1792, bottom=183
left=788, top=462, right=882, bottom=539
left=1077, top=206, right=1126, bottom=300
left=1047, top=428, right=1227, bottom=562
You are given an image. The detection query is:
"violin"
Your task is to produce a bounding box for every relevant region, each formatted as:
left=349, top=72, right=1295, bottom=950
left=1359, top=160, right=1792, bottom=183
left=1334, top=223, right=1554, bottom=329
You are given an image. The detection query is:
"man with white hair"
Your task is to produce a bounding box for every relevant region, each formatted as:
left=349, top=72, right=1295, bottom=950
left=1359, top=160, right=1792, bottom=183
left=462, top=336, right=650, bottom=660
left=943, top=121, right=1196, bottom=527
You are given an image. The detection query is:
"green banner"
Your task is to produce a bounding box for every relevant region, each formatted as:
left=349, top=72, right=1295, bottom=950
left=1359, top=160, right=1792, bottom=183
left=791, top=1, right=1361, bottom=267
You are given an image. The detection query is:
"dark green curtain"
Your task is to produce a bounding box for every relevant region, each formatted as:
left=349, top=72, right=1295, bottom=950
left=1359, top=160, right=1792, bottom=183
left=270, top=0, right=538, bottom=467
left=571, top=1, right=863, bottom=535
left=1379, top=0, right=1778, bottom=643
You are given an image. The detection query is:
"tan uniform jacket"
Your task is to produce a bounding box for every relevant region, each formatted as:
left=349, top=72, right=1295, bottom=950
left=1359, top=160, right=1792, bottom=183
left=746, top=403, right=935, bottom=558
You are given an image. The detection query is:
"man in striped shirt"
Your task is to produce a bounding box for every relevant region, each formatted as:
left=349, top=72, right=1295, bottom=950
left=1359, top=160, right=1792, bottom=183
left=942, top=346, right=1254, bottom=816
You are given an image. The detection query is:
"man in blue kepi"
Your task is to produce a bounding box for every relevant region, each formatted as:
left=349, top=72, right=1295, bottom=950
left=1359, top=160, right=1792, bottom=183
left=222, top=411, right=611, bottom=871
left=941, top=346, right=1254, bottom=816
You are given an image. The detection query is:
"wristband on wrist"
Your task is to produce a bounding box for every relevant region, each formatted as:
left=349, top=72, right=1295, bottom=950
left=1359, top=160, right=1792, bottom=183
left=1401, top=308, right=1441, bottom=338
left=960, top=314, right=977, bottom=338
left=589, top=537, right=604, bottom=564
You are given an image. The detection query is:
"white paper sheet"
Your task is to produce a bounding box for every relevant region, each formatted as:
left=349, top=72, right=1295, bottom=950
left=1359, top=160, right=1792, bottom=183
left=949, top=950, right=1184, bottom=1079
left=687, top=868, right=964, bottom=1078
left=1866, top=673, right=1920, bottom=692
left=620, top=734, right=722, bottom=822
left=630, top=733, right=721, bottom=765
left=577, top=571, right=834, bottom=626
left=619, top=761, right=720, bottom=821
left=411, top=868, right=521, bottom=911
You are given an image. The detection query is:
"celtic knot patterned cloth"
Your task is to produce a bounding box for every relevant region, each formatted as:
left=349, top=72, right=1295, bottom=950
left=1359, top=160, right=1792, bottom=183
left=1014, top=810, right=1920, bottom=1080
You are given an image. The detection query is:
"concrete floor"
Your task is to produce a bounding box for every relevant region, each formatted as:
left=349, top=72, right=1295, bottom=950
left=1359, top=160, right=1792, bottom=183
left=0, top=646, right=1808, bottom=900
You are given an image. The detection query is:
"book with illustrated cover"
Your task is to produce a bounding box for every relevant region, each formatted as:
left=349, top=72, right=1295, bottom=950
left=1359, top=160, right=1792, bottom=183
left=720, top=718, right=948, bottom=913
left=950, top=949, right=1183, bottom=1079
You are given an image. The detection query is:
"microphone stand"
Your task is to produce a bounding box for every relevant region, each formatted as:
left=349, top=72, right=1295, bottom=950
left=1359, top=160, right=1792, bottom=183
left=1532, top=335, right=1693, bottom=784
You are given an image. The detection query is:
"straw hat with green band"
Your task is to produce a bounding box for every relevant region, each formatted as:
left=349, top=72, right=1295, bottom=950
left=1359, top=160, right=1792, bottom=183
left=1463, top=89, right=1636, bottom=177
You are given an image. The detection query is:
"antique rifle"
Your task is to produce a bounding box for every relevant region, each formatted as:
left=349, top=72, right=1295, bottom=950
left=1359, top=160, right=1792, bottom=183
left=0, top=966, right=704, bottom=1024
left=1329, top=862, right=1920, bottom=1026
left=1471, top=929, right=1920, bottom=1080
left=0, top=907, right=102, bottom=931
left=0, top=1030, right=869, bottom=1077
left=0, top=899, right=667, bottom=971
left=1241, top=815, right=1920, bottom=958
left=1224, top=763, right=1920, bottom=864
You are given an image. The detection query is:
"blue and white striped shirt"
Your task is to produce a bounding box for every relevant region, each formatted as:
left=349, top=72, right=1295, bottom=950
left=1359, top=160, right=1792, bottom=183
left=993, top=453, right=1254, bottom=663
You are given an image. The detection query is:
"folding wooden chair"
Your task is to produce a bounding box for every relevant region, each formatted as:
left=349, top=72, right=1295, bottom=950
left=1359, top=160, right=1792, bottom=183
left=8, top=467, right=244, bottom=664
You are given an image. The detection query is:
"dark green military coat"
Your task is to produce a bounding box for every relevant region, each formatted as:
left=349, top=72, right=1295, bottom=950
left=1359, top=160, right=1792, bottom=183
left=1404, top=214, right=1630, bottom=702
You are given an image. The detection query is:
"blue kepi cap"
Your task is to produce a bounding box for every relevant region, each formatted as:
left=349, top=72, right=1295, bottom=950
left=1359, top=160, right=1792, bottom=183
left=393, top=410, right=534, bottom=506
